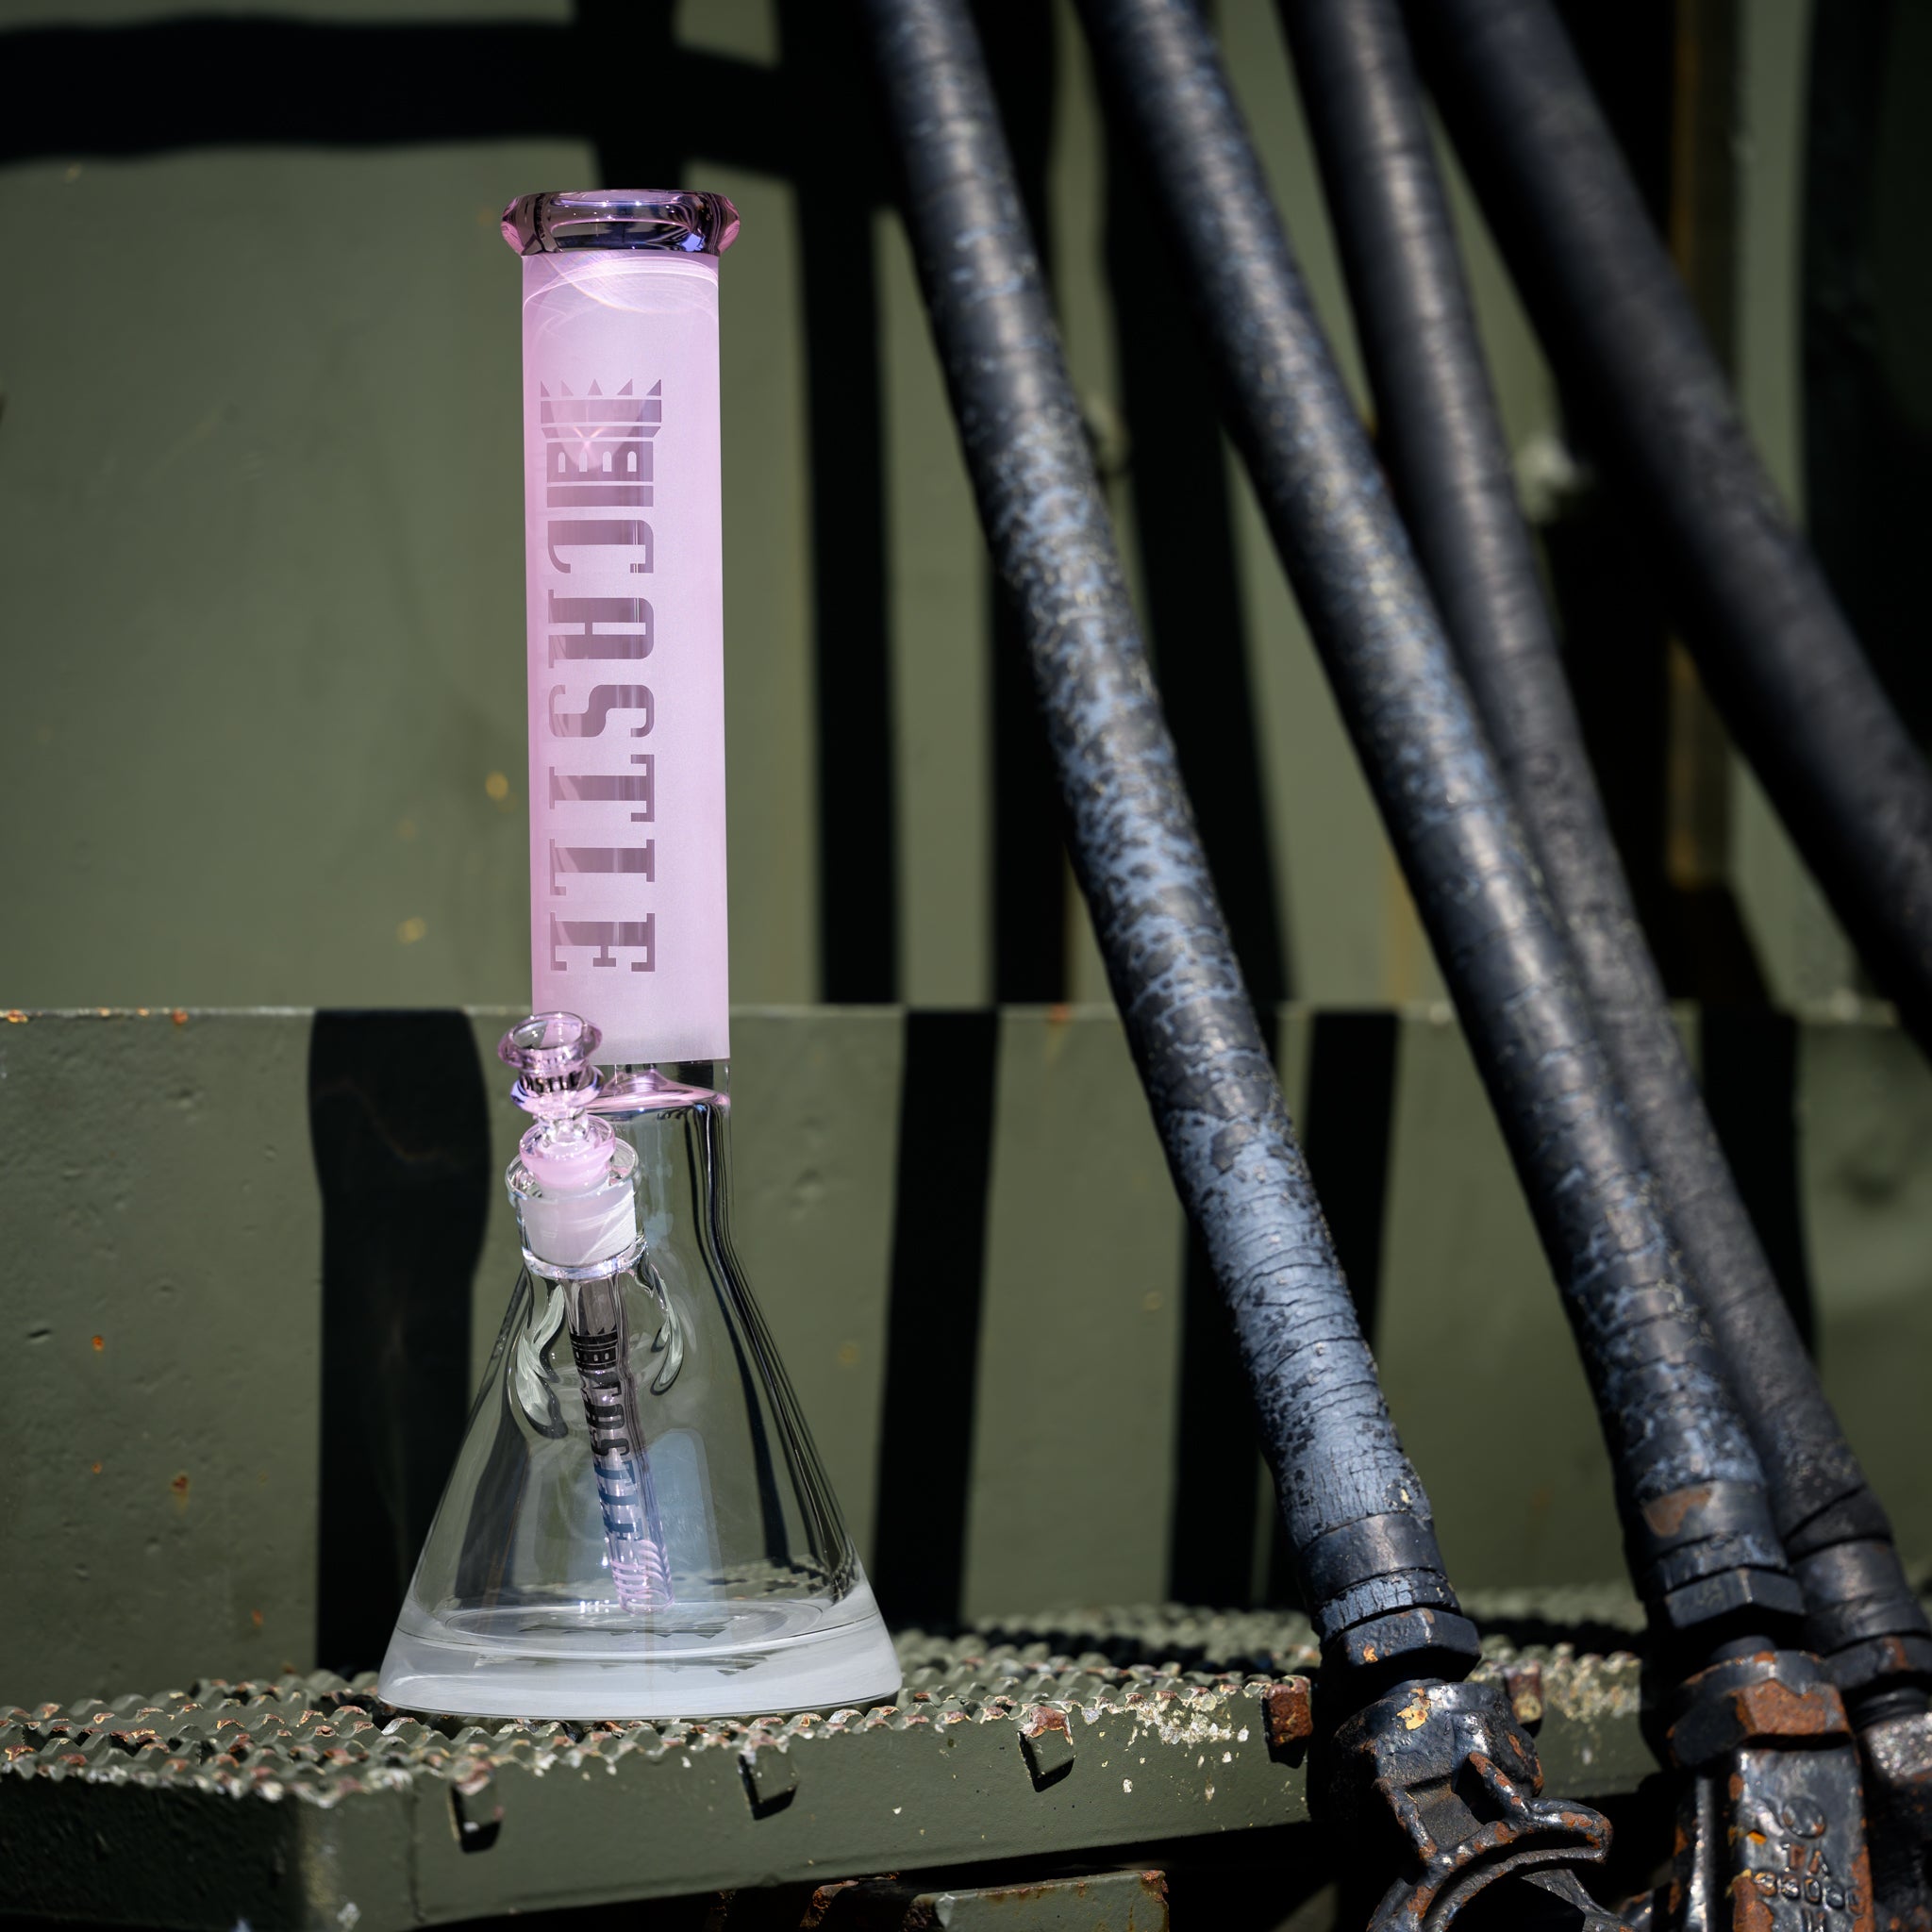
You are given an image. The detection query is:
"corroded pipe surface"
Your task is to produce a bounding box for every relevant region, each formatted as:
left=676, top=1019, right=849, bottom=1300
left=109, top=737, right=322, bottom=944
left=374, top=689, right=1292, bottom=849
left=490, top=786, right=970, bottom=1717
left=858, top=0, right=1460, bottom=1687
left=1277, top=0, right=1929, bottom=1707
left=1074, top=0, right=1788, bottom=1647
left=1404, top=0, right=1932, bottom=1065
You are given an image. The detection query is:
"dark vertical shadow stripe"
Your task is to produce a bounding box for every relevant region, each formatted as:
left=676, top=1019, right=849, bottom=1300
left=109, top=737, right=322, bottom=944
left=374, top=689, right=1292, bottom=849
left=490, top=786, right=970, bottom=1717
left=310, top=1011, right=491, bottom=1674
left=981, top=1, right=1071, bottom=1003
left=1701, top=1005, right=1817, bottom=1350
left=869, top=1010, right=1001, bottom=1628
left=783, top=0, right=899, bottom=1003
left=1301, top=1010, right=1402, bottom=1342
left=1264, top=1008, right=1401, bottom=1606
left=0, top=16, right=786, bottom=166
left=580, top=0, right=679, bottom=186
left=1536, top=3, right=1682, bottom=991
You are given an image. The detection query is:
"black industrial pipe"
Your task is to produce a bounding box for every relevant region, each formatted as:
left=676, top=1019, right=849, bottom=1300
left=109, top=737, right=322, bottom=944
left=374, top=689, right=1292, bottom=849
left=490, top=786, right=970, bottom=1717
left=1403, top=0, right=1932, bottom=1065
left=1283, top=0, right=1932, bottom=1907
left=859, top=2, right=1618, bottom=1922
left=859, top=0, right=1454, bottom=1695
left=1284, top=0, right=1928, bottom=1707
left=1077, top=0, right=1782, bottom=1649
left=1074, top=0, right=1877, bottom=1912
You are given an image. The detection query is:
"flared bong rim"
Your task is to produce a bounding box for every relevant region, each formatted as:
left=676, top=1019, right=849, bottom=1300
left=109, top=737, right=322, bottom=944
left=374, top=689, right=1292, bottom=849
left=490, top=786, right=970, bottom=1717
left=503, top=190, right=741, bottom=257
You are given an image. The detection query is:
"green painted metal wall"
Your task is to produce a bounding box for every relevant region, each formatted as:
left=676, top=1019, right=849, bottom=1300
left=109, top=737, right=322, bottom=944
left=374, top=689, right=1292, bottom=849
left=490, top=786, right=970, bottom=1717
left=0, top=0, right=1849, bottom=1012
left=6, top=1005, right=1929, bottom=1713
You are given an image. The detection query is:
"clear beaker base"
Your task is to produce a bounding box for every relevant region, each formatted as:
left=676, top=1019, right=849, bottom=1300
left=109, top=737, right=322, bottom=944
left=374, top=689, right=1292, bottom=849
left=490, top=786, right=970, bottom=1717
left=377, top=1578, right=903, bottom=1721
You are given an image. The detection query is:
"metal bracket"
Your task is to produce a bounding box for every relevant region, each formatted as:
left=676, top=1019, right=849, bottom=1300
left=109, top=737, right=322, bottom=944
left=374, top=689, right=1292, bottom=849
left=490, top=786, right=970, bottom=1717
left=1329, top=1677, right=1624, bottom=1932
left=1645, top=1650, right=1875, bottom=1932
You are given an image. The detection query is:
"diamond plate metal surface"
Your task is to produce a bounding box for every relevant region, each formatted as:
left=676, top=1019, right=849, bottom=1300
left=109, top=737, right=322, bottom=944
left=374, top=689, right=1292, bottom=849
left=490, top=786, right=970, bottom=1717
left=0, top=1608, right=1650, bottom=1932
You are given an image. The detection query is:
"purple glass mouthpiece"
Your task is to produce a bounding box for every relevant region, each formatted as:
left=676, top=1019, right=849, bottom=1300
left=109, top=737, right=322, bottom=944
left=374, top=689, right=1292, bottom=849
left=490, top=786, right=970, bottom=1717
left=502, top=190, right=741, bottom=258
left=500, top=1010, right=601, bottom=1077
left=500, top=1010, right=603, bottom=1120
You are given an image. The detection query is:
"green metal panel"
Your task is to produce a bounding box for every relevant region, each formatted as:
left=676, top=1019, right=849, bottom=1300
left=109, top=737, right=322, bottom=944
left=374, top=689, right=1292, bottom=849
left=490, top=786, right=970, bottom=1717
left=1804, top=1010, right=1932, bottom=1567
left=0, top=1010, right=322, bottom=1710
left=1215, top=3, right=1426, bottom=1008
left=0, top=141, right=580, bottom=1009
left=674, top=0, right=776, bottom=67
left=0, top=0, right=1756, bottom=1020
left=729, top=1008, right=907, bottom=1571
left=1373, top=1011, right=1628, bottom=1591
left=963, top=1008, right=1186, bottom=1622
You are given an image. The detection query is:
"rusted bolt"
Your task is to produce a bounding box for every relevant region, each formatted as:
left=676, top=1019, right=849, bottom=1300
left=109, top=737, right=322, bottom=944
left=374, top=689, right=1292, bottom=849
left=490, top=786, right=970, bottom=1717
left=1723, top=1676, right=1846, bottom=1742
left=1668, top=1655, right=1853, bottom=1769
left=1504, top=1661, right=1544, bottom=1729
left=1264, top=1677, right=1314, bottom=1749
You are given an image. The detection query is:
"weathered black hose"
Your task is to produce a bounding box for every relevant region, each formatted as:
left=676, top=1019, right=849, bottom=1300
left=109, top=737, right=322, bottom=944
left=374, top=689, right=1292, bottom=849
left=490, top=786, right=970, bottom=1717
left=1403, top=0, right=1932, bottom=1063
left=1075, top=0, right=1794, bottom=1656
left=858, top=0, right=1464, bottom=1689
left=1278, top=0, right=1929, bottom=1706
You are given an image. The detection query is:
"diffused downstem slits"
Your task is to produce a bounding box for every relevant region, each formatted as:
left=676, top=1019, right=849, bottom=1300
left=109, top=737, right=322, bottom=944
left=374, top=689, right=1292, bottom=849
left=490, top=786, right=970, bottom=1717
left=1281, top=0, right=1929, bottom=1727
left=1401, top=0, right=1932, bottom=1059
left=862, top=8, right=1624, bottom=1917
left=564, top=1274, right=673, bottom=1613
left=498, top=1012, right=676, bottom=1617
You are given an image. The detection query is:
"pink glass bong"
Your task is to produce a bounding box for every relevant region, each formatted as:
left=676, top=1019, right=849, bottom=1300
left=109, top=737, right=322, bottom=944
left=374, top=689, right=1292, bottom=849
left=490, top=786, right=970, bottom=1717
left=377, top=192, right=901, bottom=1720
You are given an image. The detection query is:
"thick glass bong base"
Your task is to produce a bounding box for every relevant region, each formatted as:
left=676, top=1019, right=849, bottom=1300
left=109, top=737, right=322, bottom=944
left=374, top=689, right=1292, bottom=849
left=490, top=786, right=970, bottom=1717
left=380, top=1575, right=901, bottom=1722
left=377, top=1026, right=903, bottom=1722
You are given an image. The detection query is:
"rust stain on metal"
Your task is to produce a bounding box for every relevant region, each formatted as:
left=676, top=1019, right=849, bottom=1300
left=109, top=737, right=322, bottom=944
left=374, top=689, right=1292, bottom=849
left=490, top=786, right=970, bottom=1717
left=1263, top=1678, right=1312, bottom=1749
left=1502, top=1661, right=1544, bottom=1728
left=1016, top=1706, right=1070, bottom=1742
left=1724, top=1677, right=1847, bottom=1742
left=1641, top=1484, right=1715, bottom=1538
left=1733, top=1872, right=1777, bottom=1932
left=1850, top=1847, right=1877, bottom=1932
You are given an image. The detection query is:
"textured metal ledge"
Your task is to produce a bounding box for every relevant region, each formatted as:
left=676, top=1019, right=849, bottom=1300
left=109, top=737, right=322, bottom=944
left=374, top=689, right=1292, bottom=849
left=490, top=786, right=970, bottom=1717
left=0, top=1608, right=1650, bottom=1932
